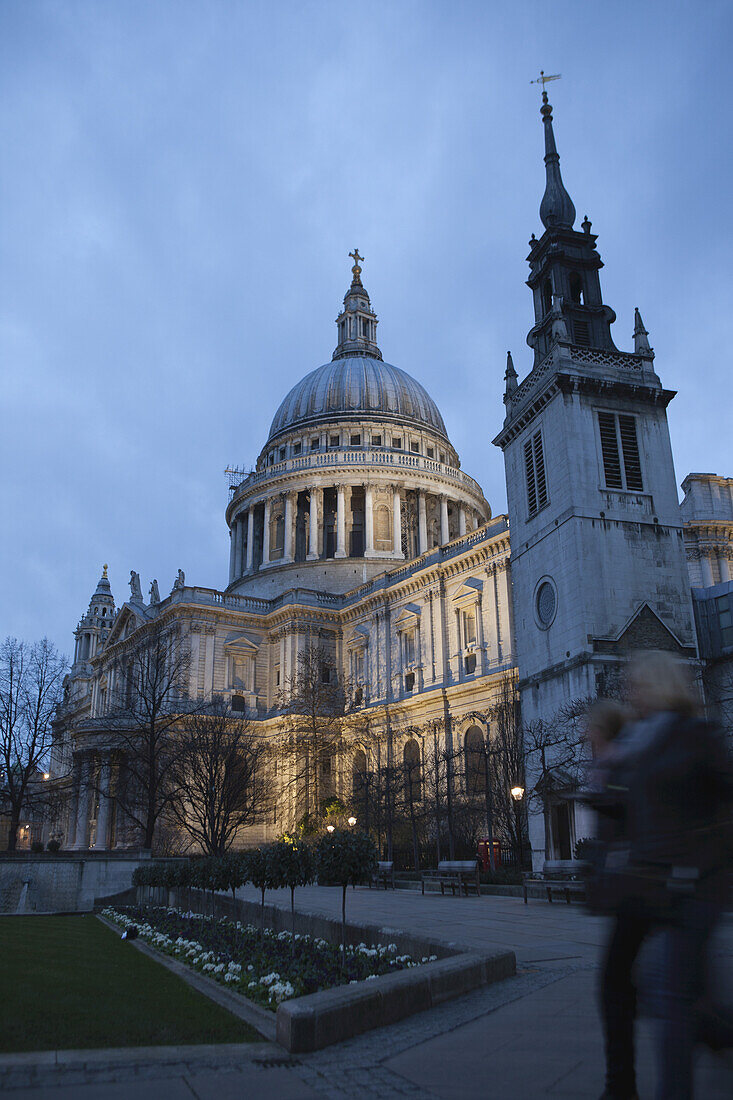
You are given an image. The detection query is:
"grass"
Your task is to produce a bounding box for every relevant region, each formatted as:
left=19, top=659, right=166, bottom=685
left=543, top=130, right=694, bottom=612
left=0, top=915, right=259, bottom=1052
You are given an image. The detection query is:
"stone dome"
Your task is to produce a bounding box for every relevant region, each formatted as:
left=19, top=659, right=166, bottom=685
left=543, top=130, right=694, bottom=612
left=267, top=356, right=449, bottom=444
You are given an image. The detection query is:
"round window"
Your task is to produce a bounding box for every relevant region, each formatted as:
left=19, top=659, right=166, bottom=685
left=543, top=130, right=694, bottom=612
left=536, top=581, right=556, bottom=627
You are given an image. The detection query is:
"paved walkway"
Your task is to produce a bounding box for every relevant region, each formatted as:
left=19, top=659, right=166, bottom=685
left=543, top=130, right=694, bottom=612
left=2, top=889, right=731, bottom=1097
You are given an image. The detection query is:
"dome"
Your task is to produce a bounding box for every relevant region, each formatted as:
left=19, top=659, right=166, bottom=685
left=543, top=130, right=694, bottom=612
left=268, top=356, right=449, bottom=443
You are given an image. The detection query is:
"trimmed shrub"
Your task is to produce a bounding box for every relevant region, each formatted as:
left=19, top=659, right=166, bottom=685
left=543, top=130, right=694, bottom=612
left=315, top=829, right=377, bottom=963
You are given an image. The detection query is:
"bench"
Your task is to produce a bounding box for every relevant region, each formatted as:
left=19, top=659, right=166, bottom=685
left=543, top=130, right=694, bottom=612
left=421, top=860, right=480, bottom=897
left=371, top=861, right=395, bottom=889
left=522, top=872, right=586, bottom=905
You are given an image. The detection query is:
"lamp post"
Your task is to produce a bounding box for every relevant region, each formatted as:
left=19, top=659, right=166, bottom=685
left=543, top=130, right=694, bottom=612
left=326, top=824, right=335, bottom=834
left=347, top=816, right=357, bottom=827
left=510, top=786, right=525, bottom=869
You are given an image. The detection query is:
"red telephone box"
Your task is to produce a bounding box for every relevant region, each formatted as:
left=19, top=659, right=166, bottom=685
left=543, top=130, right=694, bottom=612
left=477, top=838, right=501, bottom=871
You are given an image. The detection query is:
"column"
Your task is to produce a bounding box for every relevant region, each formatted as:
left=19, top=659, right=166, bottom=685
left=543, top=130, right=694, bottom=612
left=393, top=488, right=403, bottom=557
left=73, top=754, right=91, bottom=850
left=720, top=554, right=731, bottom=584
left=228, top=524, right=236, bottom=583
left=93, top=753, right=112, bottom=850
left=262, top=498, right=272, bottom=564
left=701, top=551, right=714, bottom=588
left=307, top=488, right=320, bottom=560
left=335, top=485, right=346, bottom=558
left=246, top=508, right=254, bottom=572
left=417, top=491, right=427, bottom=554
left=440, top=495, right=450, bottom=545
left=235, top=517, right=244, bottom=578
left=284, top=491, right=296, bottom=563
left=364, top=484, right=375, bottom=555
left=458, top=504, right=467, bottom=537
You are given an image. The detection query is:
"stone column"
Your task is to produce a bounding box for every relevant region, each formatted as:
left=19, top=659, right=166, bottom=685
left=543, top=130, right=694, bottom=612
left=458, top=504, right=467, bottom=537
left=440, top=495, right=450, bottom=545
left=701, top=551, right=714, bottom=588
left=284, top=491, right=296, bottom=563
left=335, top=485, right=347, bottom=558
left=73, top=754, right=91, bottom=850
left=228, top=525, right=236, bottom=583
left=393, top=488, right=403, bottom=557
left=364, top=483, right=375, bottom=555
left=307, top=488, right=320, bottom=560
left=417, top=491, right=427, bottom=554
left=246, top=508, right=254, bottom=572
left=262, top=498, right=272, bottom=564
left=93, top=753, right=112, bottom=850
left=720, top=554, right=731, bottom=584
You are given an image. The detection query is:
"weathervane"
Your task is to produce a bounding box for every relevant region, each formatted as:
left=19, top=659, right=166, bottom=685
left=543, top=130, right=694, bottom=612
left=531, top=70, right=561, bottom=100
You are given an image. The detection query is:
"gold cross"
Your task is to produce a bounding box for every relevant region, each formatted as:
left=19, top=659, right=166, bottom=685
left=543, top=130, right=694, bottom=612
left=349, top=248, right=364, bottom=269
left=531, top=70, right=561, bottom=97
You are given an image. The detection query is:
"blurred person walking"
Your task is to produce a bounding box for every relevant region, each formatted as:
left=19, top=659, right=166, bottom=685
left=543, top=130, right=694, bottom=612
left=592, top=651, right=731, bottom=1100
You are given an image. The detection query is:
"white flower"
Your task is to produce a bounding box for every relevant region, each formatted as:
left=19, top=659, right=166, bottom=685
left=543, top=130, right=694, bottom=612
left=365, top=974, right=378, bottom=981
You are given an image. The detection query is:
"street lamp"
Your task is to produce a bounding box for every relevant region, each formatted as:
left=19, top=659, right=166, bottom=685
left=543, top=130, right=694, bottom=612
left=510, top=786, right=525, bottom=869
left=326, top=824, right=335, bottom=833
left=347, top=816, right=357, bottom=827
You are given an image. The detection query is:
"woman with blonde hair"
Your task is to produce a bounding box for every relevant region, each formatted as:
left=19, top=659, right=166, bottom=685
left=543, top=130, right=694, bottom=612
left=597, top=650, right=731, bottom=1100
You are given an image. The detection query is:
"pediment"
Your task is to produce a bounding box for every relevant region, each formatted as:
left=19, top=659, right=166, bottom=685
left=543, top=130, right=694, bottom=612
left=595, top=602, right=688, bottom=656
left=346, top=625, right=370, bottom=649
left=395, top=603, right=421, bottom=629
left=453, top=577, right=483, bottom=603
left=103, top=603, right=147, bottom=649
left=223, top=631, right=261, bottom=654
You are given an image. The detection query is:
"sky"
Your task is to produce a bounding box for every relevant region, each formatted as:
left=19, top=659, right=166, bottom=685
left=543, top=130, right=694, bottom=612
left=1, top=0, right=731, bottom=659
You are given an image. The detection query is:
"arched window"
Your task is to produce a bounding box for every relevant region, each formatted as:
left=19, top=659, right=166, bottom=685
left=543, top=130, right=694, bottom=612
left=352, top=749, right=367, bottom=797
left=464, top=726, right=487, bottom=796
left=542, top=279, right=552, bottom=316
left=569, top=272, right=584, bottom=305
left=403, top=739, right=421, bottom=801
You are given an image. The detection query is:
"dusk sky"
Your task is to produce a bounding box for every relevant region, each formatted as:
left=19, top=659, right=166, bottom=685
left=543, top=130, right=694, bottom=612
left=1, top=0, right=731, bottom=659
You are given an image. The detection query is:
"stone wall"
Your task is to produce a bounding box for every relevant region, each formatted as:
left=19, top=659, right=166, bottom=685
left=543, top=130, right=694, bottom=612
left=0, top=851, right=158, bottom=913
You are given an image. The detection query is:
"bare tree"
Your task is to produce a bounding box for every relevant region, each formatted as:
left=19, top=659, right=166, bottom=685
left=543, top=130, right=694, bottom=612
left=0, top=637, right=67, bottom=850
left=105, top=617, right=193, bottom=849
left=171, top=699, right=271, bottom=854
left=279, top=644, right=346, bottom=826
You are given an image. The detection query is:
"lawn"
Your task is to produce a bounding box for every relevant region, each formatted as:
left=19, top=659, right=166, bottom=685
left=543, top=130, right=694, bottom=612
left=0, top=915, right=259, bottom=1051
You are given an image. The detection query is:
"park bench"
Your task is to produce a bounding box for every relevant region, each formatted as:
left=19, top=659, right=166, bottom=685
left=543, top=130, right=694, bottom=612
left=522, top=871, right=586, bottom=905
left=371, top=861, right=395, bottom=889
left=421, top=860, right=480, bottom=897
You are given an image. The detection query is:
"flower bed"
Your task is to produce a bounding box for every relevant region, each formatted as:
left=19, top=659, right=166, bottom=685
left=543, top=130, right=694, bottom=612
left=102, top=907, right=435, bottom=1010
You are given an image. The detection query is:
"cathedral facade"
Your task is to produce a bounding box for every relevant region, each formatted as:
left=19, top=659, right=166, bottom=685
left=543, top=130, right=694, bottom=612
left=50, top=96, right=733, bottom=868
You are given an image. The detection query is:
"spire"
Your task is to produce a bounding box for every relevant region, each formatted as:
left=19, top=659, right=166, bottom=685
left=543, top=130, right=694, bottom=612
left=633, top=307, right=654, bottom=356
left=539, top=91, right=576, bottom=230
left=332, top=250, right=382, bottom=361
left=504, top=351, right=518, bottom=402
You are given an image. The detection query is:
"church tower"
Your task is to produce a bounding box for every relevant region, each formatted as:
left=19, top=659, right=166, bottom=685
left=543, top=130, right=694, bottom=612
left=493, top=88, right=696, bottom=865
left=72, top=566, right=117, bottom=670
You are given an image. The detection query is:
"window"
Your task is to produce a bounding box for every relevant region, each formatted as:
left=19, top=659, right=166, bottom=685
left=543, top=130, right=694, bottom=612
left=320, top=664, right=331, bottom=684
left=573, top=318, right=590, bottom=345
left=464, top=727, right=486, bottom=796
left=463, top=608, right=477, bottom=647
left=402, top=629, right=416, bottom=666
left=371, top=434, right=382, bottom=447
left=439, top=452, right=446, bottom=463
left=403, top=739, right=422, bottom=800
left=404, top=671, right=415, bottom=691
left=354, top=686, right=364, bottom=706
left=321, top=758, right=331, bottom=776
left=274, top=665, right=280, bottom=687
left=464, top=652, right=477, bottom=674
left=426, top=446, right=434, bottom=459
left=279, top=447, right=286, bottom=461
left=361, top=318, right=370, bottom=339
left=536, top=581, right=556, bottom=627
left=267, top=452, right=274, bottom=465
left=352, top=650, right=365, bottom=683
left=542, top=279, right=552, bottom=316
left=231, top=694, right=246, bottom=712
left=352, top=749, right=367, bottom=796
left=392, top=437, right=402, bottom=450
left=569, top=272, right=584, bottom=304
left=293, top=441, right=301, bottom=456
left=350, top=433, right=361, bottom=446
left=410, top=441, right=420, bottom=453
left=524, top=430, right=548, bottom=517
left=310, top=437, right=319, bottom=451
left=597, top=412, right=643, bottom=491
left=329, top=434, right=340, bottom=448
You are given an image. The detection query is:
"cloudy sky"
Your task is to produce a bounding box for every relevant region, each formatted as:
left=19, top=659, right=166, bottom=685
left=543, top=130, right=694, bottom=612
left=1, top=0, right=730, bottom=658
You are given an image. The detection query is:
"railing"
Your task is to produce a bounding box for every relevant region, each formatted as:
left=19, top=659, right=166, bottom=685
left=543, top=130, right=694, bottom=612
left=227, top=448, right=485, bottom=502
